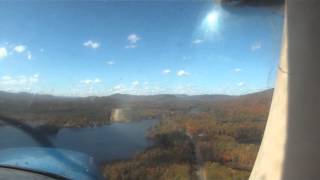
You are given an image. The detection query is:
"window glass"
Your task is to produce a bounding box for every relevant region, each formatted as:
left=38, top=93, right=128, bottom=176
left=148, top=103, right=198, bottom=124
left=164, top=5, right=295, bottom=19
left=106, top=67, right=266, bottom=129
left=0, top=1, right=283, bottom=179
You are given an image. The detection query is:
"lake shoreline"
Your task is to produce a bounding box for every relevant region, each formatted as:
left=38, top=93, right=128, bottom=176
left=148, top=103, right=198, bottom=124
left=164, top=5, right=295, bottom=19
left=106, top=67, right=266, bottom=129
left=0, top=119, right=159, bottom=165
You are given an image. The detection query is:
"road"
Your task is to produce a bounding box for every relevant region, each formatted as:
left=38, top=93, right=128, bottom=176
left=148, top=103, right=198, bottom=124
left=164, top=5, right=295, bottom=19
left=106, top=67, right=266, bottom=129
left=186, top=132, right=207, bottom=180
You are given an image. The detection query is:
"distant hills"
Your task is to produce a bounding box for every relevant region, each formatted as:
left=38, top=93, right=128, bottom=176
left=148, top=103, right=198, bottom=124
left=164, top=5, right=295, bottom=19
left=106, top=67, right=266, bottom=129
left=0, top=89, right=273, bottom=128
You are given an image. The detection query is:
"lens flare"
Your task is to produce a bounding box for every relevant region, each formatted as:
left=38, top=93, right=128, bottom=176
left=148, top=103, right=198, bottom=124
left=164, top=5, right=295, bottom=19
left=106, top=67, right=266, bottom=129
left=204, top=10, right=220, bottom=33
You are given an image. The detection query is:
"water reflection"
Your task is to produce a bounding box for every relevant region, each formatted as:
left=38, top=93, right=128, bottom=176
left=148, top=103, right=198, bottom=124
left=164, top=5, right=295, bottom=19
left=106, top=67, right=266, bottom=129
left=0, top=119, right=157, bottom=164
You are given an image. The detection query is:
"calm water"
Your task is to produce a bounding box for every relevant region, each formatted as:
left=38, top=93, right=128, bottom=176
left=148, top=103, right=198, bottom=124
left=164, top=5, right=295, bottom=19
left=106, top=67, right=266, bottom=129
left=0, top=119, right=158, bottom=164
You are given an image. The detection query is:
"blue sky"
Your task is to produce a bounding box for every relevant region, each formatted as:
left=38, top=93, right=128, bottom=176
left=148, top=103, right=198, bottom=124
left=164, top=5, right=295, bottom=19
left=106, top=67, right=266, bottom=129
left=0, top=1, right=283, bottom=96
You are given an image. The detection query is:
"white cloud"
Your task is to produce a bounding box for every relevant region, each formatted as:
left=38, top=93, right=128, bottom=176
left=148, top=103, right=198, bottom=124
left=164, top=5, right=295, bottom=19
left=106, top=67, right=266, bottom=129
left=106, top=61, right=115, bottom=65
left=14, top=45, right=26, bottom=53
left=80, top=78, right=101, bottom=85
left=127, top=34, right=141, bottom=44
left=27, top=51, right=32, bottom=60
left=1, top=44, right=32, bottom=60
left=0, top=74, right=40, bottom=93
left=81, top=80, right=92, bottom=84
left=132, top=81, right=139, bottom=86
left=1, top=75, right=11, bottom=81
left=13, top=45, right=32, bottom=60
left=83, top=40, right=100, bottom=49
left=251, top=42, right=262, bottom=51
left=162, top=69, right=171, bottom=75
left=125, top=34, right=141, bottom=49
left=192, top=39, right=204, bottom=44
left=112, top=84, right=127, bottom=93
left=0, top=47, right=7, bottom=59
left=177, top=70, right=190, bottom=77
left=234, top=68, right=242, bottom=73
left=0, top=74, right=39, bottom=86
left=113, top=84, right=125, bottom=90
left=94, top=78, right=101, bottom=83
left=237, top=82, right=245, bottom=87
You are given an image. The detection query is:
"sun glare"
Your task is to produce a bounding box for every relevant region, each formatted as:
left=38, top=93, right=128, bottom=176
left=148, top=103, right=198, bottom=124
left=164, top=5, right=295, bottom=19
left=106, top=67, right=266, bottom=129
left=207, top=11, right=219, bottom=25
left=204, top=10, right=220, bottom=33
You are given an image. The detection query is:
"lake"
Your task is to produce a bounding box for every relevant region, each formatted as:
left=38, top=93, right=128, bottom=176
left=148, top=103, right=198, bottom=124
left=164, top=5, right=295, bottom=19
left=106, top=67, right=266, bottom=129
left=0, top=119, right=158, bottom=164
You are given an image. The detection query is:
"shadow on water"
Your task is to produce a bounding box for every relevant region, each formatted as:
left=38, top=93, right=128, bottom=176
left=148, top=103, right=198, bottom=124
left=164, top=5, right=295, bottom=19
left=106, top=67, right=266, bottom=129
left=34, top=124, right=61, bottom=136
left=0, top=115, right=55, bottom=147
left=0, top=115, right=101, bottom=179
left=282, top=1, right=320, bottom=180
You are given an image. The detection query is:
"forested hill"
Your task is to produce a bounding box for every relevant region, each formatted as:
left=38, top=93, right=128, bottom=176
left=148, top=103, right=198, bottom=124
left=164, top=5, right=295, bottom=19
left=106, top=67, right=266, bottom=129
left=0, top=89, right=273, bottom=127
left=102, top=89, right=274, bottom=180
